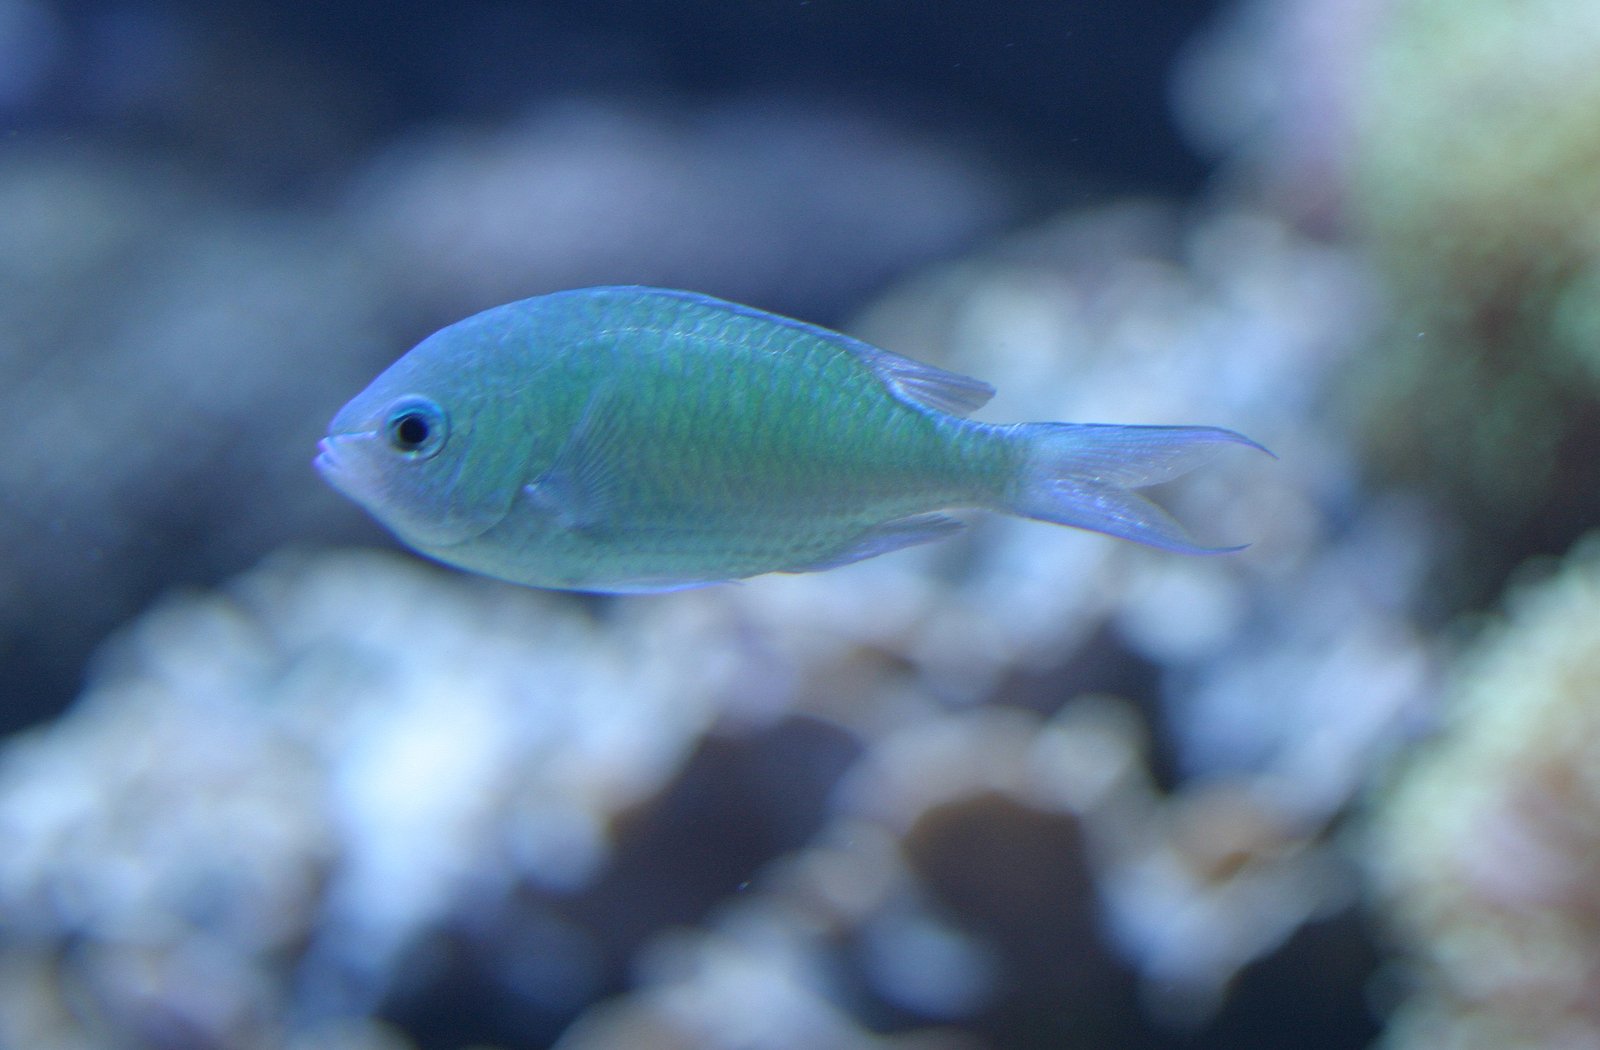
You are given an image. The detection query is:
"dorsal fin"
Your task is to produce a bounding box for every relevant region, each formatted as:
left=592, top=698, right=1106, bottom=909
left=850, top=344, right=995, bottom=416
left=612, top=288, right=996, bottom=417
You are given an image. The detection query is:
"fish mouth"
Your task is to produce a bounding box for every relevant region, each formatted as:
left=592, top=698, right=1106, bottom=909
left=314, top=434, right=366, bottom=493
left=313, top=436, right=342, bottom=479
left=314, top=431, right=391, bottom=513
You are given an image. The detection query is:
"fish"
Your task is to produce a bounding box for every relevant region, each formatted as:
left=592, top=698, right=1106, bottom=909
left=315, top=286, right=1267, bottom=592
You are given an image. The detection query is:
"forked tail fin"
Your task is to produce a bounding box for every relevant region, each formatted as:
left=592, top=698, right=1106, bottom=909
left=1005, top=423, right=1270, bottom=553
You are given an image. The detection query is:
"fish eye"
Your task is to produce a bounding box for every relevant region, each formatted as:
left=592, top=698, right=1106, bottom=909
left=384, top=397, right=448, bottom=459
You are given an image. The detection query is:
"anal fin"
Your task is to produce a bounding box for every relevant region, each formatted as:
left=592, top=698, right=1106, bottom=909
left=782, top=513, right=965, bottom=574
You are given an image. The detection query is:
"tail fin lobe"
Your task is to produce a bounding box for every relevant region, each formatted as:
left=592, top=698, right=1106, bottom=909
left=1006, top=423, right=1268, bottom=554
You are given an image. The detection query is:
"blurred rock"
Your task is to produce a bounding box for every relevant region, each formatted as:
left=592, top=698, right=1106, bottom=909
left=552, top=926, right=981, bottom=1050
left=1338, top=0, right=1600, bottom=597
left=1, top=196, right=1420, bottom=1047
left=1368, top=537, right=1600, bottom=1049
left=0, top=549, right=1126, bottom=1049
left=0, top=549, right=733, bottom=1048
left=852, top=201, right=1425, bottom=789
left=1177, top=0, right=1600, bottom=603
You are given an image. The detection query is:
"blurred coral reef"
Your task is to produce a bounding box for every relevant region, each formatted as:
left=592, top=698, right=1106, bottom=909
left=1, top=188, right=1420, bottom=1047
left=1341, top=0, right=1600, bottom=597
left=1369, top=539, right=1600, bottom=1050
left=8, top=0, right=1600, bottom=1045
left=1179, top=0, right=1600, bottom=602
left=1202, top=0, right=1600, bottom=1045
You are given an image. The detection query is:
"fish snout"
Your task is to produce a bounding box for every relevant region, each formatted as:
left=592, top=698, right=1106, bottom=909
left=313, top=436, right=342, bottom=478
left=313, top=433, right=370, bottom=494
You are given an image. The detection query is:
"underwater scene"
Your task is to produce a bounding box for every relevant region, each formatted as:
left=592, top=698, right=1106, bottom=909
left=4, top=0, right=1599, bottom=1047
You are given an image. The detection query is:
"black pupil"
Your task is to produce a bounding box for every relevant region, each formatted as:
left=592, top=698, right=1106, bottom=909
left=393, top=413, right=430, bottom=449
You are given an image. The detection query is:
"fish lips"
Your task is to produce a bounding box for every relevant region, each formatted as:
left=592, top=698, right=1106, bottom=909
left=314, top=430, right=498, bottom=551
left=313, top=436, right=339, bottom=477
left=314, top=432, right=378, bottom=506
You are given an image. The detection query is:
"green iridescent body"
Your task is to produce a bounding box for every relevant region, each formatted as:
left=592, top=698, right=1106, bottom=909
left=317, top=287, right=1262, bottom=591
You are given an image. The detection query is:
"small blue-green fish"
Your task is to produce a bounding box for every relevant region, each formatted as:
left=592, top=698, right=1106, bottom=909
left=316, top=287, right=1266, bottom=592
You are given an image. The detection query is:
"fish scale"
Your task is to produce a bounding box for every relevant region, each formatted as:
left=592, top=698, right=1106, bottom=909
left=317, top=286, right=1267, bottom=592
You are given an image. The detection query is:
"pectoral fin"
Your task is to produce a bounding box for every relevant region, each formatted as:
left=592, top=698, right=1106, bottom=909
left=522, top=386, right=631, bottom=535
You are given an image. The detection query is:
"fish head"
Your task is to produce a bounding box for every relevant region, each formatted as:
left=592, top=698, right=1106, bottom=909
left=317, top=325, right=535, bottom=551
